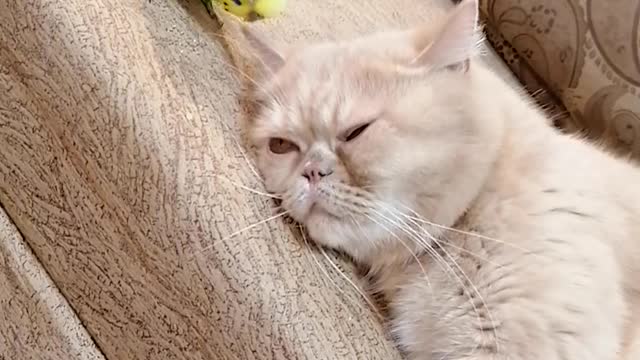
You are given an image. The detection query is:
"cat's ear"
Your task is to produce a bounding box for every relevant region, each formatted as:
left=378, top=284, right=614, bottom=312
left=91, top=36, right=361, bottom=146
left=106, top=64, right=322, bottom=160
left=411, top=0, right=480, bottom=71
left=241, top=26, right=286, bottom=76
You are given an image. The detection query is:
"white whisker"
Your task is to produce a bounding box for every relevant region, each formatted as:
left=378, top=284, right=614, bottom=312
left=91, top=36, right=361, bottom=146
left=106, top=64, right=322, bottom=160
left=216, top=175, right=281, bottom=199
left=396, top=203, right=532, bottom=254
left=431, top=236, right=502, bottom=268
left=208, top=32, right=284, bottom=101
left=360, top=213, right=435, bottom=303
left=298, top=225, right=381, bottom=320
left=369, top=203, right=500, bottom=353
left=428, top=237, right=498, bottom=356
left=222, top=211, right=287, bottom=242
left=318, top=246, right=382, bottom=319
left=387, top=207, right=502, bottom=267
left=400, top=218, right=501, bottom=353
left=219, top=121, right=263, bottom=181
left=191, top=211, right=288, bottom=258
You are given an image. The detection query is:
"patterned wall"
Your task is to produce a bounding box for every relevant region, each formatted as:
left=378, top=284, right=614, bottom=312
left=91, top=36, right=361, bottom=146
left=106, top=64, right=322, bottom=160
left=480, top=0, right=640, bottom=157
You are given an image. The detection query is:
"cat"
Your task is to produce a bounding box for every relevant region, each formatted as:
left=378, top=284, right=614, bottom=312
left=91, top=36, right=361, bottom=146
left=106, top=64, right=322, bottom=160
left=242, top=0, right=640, bottom=358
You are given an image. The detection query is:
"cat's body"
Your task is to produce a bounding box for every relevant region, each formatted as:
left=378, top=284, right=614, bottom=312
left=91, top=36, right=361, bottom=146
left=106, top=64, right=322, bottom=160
left=377, top=63, right=640, bottom=360
left=244, top=0, right=640, bottom=358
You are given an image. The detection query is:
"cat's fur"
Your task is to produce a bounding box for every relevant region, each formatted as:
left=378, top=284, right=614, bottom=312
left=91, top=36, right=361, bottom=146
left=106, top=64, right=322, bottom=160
left=245, top=0, right=640, bottom=358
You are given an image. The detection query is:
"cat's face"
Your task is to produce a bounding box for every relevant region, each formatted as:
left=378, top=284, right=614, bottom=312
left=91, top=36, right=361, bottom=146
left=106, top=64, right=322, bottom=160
left=248, top=0, right=487, bottom=262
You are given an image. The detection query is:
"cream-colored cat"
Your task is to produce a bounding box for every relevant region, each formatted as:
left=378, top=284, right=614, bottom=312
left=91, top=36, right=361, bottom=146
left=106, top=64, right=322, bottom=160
left=245, top=0, right=640, bottom=358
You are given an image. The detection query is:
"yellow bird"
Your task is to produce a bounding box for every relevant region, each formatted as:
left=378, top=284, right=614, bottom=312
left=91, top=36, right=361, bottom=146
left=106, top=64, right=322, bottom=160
left=253, top=0, right=287, bottom=18
left=214, top=0, right=286, bottom=20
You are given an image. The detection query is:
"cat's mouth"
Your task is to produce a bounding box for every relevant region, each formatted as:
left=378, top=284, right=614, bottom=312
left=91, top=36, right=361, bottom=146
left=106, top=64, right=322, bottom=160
left=284, top=191, right=319, bottom=223
left=286, top=182, right=347, bottom=223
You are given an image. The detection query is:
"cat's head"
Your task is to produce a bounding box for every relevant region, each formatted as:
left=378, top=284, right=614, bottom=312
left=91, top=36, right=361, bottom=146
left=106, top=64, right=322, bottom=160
left=246, top=0, right=497, bottom=263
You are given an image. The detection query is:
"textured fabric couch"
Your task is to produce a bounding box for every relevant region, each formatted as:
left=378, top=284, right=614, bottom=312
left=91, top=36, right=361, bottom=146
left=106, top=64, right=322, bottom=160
left=0, top=0, right=636, bottom=359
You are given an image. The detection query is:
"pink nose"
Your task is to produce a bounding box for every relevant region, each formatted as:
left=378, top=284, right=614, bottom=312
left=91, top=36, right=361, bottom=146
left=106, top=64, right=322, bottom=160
left=302, top=165, right=334, bottom=183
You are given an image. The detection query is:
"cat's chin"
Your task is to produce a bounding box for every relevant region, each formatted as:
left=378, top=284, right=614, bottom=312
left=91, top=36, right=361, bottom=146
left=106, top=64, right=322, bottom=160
left=303, top=212, right=343, bottom=249
left=299, top=204, right=338, bottom=227
left=298, top=204, right=349, bottom=242
left=287, top=192, right=340, bottom=224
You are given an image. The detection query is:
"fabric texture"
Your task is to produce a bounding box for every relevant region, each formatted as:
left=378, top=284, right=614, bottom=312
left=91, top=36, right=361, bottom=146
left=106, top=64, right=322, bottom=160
left=480, top=0, right=640, bottom=156
left=0, top=206, right=105, bottom=360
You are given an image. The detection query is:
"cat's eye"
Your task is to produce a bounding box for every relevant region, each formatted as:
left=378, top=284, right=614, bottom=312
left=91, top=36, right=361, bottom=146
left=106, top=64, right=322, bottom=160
left=268, top=137, right=299, bottom=154
left=342, top=123, right=371, bottom=142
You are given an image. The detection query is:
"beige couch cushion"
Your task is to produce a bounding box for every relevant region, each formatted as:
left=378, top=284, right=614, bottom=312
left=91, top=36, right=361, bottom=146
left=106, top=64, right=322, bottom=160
left=0, top=207, right=105, bottom=359
left=0, top=0, right=515, bottom=358
left=480, top=0, right=640, bottom=157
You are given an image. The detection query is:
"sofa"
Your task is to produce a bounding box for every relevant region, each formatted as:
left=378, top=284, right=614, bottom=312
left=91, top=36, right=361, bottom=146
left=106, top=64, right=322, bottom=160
left=0, top=0, right=637, bottom=359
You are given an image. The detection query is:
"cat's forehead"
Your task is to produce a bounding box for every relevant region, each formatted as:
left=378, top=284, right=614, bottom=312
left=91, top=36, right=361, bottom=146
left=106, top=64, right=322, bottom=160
left=270, top=45, right=394, bottom=102
left=284, top=45, right=352, bottom=82
left=254, top=40, right=401, bottom=143
left=261, top=76, right=349, bottom=143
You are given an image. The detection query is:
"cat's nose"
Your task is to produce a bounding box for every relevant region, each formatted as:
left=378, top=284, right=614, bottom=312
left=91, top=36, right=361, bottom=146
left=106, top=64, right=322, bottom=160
left=302, top=164, right=334, bottom=184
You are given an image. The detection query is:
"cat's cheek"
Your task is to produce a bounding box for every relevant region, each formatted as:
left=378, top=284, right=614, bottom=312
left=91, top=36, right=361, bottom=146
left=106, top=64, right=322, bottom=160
left=259, top=153, right=298, bottom=193
left=279, top=180, right=311, bottom=219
